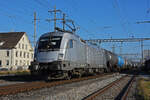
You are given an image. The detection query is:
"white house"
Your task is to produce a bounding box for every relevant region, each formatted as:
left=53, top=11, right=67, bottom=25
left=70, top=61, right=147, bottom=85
left=0, top=32, right=34, bottom=70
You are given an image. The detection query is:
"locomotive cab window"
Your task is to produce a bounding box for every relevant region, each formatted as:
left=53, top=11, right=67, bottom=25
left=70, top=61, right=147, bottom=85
left=38, top=36, right=62, bottom=51
left=67, top=40, right=73, bottom=48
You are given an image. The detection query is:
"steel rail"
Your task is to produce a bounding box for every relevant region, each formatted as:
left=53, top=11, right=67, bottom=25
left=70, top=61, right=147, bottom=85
left=121, top=76, right=136, bottom=100
left=83, top=75, right=128, bottom=100
left=0, top=73, right=114, bottom=96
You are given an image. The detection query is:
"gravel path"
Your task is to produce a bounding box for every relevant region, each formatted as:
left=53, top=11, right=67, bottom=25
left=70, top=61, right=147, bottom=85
left=0, top=73, right=124, bottom=100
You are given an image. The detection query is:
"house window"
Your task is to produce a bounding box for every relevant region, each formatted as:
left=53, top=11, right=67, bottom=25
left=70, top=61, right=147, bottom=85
left=18, top=43, right=21, bottom=48
left=20, top=51, right=22, bottom=57
left=26, top=45, right=27, bottom=50
left=6, top=51, right=9, bottom=57
left=22, top=44, right=24, bottom=49
left=23, top=60, right=26, bottom=65
left=20, top=60, right=22, bottom=65
left=27, top=53, right=29, bottom=58
left=27, top=60, right=29, bottom=65
left=6, top=60, right=9, bottom=65
left=0, top=60, right=2, bottom=67
left=15, top=60, right=18, bottom=66
left=16, top=51, right=18, bottom=57
left=24, top=52, right=26, bottom=58
left=31, top=53, right=33, bottom=59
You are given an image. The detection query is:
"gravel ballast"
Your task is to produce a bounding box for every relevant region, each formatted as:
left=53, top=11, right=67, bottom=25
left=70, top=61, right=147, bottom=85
left=0, top=73, right=124, bottom=100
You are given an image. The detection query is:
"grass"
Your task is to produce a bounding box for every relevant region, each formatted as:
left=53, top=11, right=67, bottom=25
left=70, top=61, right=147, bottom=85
left=138, top=78, right=150, bottom=100
left=0, top=70, right=30, bottom=75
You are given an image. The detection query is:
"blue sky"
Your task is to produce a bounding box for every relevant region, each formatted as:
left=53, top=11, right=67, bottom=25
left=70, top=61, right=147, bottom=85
left=0, top=0, right=150, bottom=60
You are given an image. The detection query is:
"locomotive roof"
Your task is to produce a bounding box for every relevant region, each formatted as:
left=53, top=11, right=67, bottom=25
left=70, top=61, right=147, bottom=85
left=40, top=31, right=108, bottom=50
left=40, top=31, right=82, bottom=40
left=40, top=32, right=64, bottom=37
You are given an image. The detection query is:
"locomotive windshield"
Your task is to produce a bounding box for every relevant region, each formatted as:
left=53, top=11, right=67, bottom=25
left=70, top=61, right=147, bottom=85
left=38, top=36, right=62, bottom=51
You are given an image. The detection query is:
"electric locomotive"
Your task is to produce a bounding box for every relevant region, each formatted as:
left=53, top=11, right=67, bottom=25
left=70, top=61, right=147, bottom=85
left=29, top=9, right=135, bottom=79
left=29, top=28, right=109, bottom=79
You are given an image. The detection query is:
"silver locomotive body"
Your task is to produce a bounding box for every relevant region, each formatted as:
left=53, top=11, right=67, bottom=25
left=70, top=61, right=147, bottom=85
left=29, top=31, right=108, bottom=78
left=29, top=31, right=134, bottom=78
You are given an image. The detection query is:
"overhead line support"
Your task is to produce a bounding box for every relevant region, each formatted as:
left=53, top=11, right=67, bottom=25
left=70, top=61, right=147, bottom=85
left=48, top=6, right=61, bottom=32
left=33, top=12, right=39, bottom=49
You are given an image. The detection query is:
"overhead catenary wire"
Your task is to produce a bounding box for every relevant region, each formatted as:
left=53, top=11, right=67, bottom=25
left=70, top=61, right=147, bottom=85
left=33, top=0, right=52, bottom=10
left=1, top=0, right=54, bottom=36
left=34, top=0, right=47, bottom=7
left=61, top=0, right=99, bottom=39
left=0, top=6, right=32, bottom=26
left=146, top=0, right=150, bottom=14
left=43, top=0, right=51, bottom=6
left=2, top=0, right=50, bottom=17
left=113, top=0, right=126, bottom=30
left=0, top=0, right=36, bottom=25
left=0, top=10, right=16, bottom=31
left=21, top=0, right=47, bottom=15
left=0, top=1, right=40, bottom=41
left=64, top=0, right=115, bottom=40
left=113, top=0, right=134, bottom=38
left=2, top=0, right=34, bottom=17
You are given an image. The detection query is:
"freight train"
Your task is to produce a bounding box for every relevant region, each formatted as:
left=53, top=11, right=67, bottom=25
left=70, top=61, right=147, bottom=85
left=144, top=59, right=150, bottom=71
left=29, top=27, right=136, bottom=79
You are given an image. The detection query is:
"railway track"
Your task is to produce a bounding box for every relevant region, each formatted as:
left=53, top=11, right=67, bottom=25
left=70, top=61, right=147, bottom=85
left=0, top=73, right=114, bottom=96
left=83, top=74, right=136, bottom=100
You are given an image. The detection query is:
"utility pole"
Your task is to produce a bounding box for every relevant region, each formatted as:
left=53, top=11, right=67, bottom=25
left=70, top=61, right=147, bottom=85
left=62, top=13, right=66, bottom=30
left=120, top=42, right=123, bottom=56
left=112, top=44, right=115, bottom=53
left=33, top=12, right=39, bottom=49
left=136, top=20, right=150, bottom=63
left=48, top=6, right=61, bottom=32
left=141, top=40, right=144, bottom=63
left=33, top=12, right=36, bottom=49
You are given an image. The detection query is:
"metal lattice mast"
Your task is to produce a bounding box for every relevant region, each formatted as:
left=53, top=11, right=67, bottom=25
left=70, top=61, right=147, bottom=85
left=48, top=6, right=61, bottom=32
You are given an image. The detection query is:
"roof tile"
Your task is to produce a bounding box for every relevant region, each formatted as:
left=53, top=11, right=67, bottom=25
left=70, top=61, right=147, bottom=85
left=0, top=32, right=25, bottom=49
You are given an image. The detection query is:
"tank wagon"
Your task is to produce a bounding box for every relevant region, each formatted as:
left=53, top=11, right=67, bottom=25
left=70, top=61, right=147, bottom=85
left=117, top=56, right=134, bottom=70
left=104, top=50, right=118, bottom=72
left=144, top=59, right=150, bottom=71
left=29, top=28, right=134, bottom=79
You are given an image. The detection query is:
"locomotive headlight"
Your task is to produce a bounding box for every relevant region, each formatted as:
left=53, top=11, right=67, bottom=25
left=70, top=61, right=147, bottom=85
left=58, top=53, right=64, bottom=60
